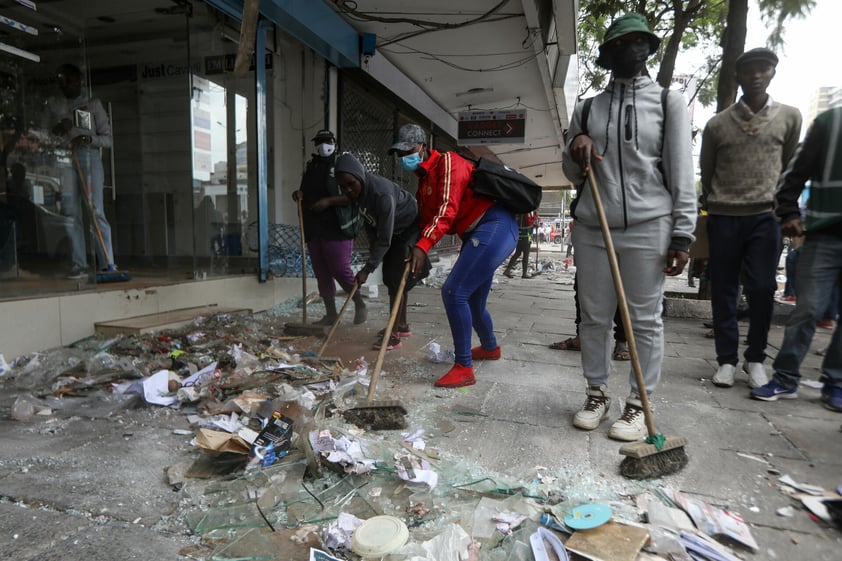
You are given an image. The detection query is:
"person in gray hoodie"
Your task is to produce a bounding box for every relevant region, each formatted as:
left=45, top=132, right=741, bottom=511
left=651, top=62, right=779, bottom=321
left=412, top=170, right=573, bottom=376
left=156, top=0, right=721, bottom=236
left=335, top=153, right=430, bottom=350
left=561, top=14, right=697, bottom=442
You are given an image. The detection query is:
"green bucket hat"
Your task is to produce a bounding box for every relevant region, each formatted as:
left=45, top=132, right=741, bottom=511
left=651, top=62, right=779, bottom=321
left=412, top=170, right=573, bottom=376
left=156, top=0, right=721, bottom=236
left=596, top=13, right=660, bottom=69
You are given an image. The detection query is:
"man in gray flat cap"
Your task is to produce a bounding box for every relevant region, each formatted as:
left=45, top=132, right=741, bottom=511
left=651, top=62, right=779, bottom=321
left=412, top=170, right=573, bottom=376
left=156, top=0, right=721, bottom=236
left=700, top=47, right=802, bottom=390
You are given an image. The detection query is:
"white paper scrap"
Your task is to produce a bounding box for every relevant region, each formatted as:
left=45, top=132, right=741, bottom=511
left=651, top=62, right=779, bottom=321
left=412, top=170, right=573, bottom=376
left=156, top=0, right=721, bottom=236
left=779, top=474, right=825, bottom=496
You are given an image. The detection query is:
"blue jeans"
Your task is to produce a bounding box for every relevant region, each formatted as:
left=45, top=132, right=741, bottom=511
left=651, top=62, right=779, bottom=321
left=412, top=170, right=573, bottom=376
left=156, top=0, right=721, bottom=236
left=60, top=147, right=112, bottom=269
left=708, top=213, right=781, bottom=365
left=785, top=245, right=839, bottom=318
left=773, top=234, right=842, bottom=389
left=442, top=205, right=517, bottom=366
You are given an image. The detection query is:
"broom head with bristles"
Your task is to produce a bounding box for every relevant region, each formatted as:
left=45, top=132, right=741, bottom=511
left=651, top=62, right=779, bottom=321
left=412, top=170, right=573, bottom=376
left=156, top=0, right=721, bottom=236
left=283, top=322, right=329, bottom=337
left=619, top=435, right=688, bottom=480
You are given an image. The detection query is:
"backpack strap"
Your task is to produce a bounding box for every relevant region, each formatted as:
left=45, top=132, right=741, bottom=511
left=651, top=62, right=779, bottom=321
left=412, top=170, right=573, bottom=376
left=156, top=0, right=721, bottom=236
left=660, top=88, right=669, bottom=154
left=581, top=96, right=594, bottom=136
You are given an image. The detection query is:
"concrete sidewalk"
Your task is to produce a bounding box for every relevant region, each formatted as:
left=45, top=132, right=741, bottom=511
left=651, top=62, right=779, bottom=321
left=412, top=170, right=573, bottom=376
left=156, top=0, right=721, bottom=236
left=0, top=244, right=840, bottom=560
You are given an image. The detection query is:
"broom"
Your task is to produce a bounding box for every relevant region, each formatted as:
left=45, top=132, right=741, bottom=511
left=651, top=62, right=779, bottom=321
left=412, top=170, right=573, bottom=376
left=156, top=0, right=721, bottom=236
left=284, top=195, right=328, bottom=336
left=342, top=262, right=411, bottom=430
left=586, top=167, right=688, bottom=479
left=316, top=283, right=358, bottom=357
left=71, top=148, right=131, bottom=283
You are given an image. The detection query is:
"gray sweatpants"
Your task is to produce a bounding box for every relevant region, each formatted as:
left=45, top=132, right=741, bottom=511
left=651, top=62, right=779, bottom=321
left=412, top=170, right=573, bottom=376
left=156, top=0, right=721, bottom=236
left=573, top=215, right=671, bottom=396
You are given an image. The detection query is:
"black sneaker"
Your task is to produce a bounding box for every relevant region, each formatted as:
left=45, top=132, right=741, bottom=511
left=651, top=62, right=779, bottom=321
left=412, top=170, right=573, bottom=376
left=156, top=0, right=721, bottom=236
left=372, top=334, right=402, bottom=350
left=67, top=265, right=87, bottom=280
left=378, top=325, right=411, bottom=338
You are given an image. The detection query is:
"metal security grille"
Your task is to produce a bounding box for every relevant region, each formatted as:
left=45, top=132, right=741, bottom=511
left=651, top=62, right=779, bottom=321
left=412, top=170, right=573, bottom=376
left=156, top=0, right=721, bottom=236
left=339, top=77, right=460, bottom=253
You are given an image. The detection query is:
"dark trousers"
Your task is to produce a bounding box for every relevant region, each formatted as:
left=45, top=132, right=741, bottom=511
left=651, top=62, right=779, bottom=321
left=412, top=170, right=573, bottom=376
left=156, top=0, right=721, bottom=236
left=708, top=213, right=781, bottom=365
left=573, top=272, right=625, bottom=341
left=506, top=236, right=531, bottom=275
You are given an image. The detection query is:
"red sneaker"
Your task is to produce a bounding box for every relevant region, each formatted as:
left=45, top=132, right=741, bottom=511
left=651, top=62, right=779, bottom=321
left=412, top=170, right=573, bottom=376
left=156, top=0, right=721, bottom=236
left=817, top=319, right=835, bottom=329
left=434, top=364, right=475, bottom=388
left=471, top=345, right=501, bottom=360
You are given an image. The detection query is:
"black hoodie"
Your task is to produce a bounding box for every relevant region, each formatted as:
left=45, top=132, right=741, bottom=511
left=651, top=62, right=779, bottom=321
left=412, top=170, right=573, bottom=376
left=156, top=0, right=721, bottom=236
left=334, top=153, right=419, bottom=273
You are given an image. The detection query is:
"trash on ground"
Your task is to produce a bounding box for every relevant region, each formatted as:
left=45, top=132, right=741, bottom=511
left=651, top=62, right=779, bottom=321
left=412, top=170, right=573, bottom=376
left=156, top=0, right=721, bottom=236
left=670, top=489, right=758, bottom=551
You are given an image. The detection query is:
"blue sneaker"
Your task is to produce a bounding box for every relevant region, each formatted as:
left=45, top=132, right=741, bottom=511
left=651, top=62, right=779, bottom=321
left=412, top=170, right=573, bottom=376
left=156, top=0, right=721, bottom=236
left=822, top=385, right=842, bottom=412
left=751, top=380, right=798, bottom=401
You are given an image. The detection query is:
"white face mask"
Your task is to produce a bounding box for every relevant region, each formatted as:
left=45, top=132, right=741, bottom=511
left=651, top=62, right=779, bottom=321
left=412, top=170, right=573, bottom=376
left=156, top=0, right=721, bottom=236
left=316, top=143, right=335, bottom=158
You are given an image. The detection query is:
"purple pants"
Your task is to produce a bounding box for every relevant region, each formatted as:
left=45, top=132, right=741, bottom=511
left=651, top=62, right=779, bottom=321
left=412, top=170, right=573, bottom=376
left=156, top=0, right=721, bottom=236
left=307, top=238, right=355, bottom=299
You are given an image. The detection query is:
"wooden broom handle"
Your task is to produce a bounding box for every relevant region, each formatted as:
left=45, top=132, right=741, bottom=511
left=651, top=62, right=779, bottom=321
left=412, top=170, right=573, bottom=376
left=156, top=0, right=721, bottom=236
left=317, top=283, right=358, bottom=357
left=297, top=196, right=307, bottom=322
left=367, top=262, right=411, bottom=401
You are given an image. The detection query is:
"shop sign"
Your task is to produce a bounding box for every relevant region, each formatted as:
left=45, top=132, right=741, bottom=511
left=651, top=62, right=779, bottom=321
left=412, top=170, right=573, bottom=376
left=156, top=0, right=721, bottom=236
left=457, top=109, right=526, bottom=145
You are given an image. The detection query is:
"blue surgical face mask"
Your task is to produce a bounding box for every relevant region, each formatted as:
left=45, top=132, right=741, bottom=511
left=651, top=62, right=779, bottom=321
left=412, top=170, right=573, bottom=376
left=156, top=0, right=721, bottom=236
left=400, top=151, right=423, bottom=172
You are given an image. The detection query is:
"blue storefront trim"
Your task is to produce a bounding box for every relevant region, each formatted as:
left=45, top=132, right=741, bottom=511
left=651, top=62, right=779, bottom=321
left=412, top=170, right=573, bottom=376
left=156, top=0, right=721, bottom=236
left=204, top=0, right=360, bottom=68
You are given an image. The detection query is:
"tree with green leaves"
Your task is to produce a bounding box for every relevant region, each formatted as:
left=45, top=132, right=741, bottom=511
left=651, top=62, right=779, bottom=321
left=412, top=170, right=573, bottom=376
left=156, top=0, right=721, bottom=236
left=576, top=0, right=725, bottom=103
left=576, top=0, right=815, bottom=113
left=716, top=0, right=815, bottom=112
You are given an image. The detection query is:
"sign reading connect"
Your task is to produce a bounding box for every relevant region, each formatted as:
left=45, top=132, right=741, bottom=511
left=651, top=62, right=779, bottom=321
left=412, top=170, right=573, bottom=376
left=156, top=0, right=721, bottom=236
left=458, top=109, right=526, bottom=145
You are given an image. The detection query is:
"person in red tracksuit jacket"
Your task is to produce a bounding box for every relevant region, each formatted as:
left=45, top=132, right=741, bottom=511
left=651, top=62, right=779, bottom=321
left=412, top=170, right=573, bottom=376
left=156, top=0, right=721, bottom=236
left=392, top=124, right=518, bottom=388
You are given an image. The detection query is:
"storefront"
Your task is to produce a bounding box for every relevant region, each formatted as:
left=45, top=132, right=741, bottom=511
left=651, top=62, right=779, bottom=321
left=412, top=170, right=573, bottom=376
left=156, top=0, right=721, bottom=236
left=0, top=0, right=463, bottom=302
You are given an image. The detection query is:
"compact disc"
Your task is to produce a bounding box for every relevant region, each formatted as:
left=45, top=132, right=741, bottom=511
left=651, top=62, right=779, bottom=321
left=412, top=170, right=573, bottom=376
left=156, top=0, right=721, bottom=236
left=563, top=503, right=612, bottom=530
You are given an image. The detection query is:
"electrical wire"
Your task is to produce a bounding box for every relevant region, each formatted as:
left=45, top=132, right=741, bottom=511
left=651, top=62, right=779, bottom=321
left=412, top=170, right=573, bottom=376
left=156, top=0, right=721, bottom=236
left=382, top=42, right=541, bottom=73
left=333, top=0, right=519, bottom=48
left=335, top=0, right=509, bottom=28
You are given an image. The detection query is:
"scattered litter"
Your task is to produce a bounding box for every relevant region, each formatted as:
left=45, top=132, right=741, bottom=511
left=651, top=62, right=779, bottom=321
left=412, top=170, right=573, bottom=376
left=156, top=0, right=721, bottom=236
left=323, top=512, right=363, bottom=550
left=670, top=489, right=759, bottom=551
left=564, top=503, right=612, bottom=530
left=565, top=521, right=649, bottom=561
left=491, top=511, right=527, bottom=535
left=776, top=506, right=795, bottom=517
left=680, top=531, right=743, bottom=561
left=394, top=449, right=438, bottom=488
left=246, top=412, right=294, bottom=469
left=309, top=548, right=343, bottom=561
left=351, top=515, right=409, bottom=558
left=778, top=474, right=825, bottom=496
left=736, top=452, right=769, bottom=464
left=530, top=527, right=568, bottom=561
left=424, top=341, right=455, bottom=363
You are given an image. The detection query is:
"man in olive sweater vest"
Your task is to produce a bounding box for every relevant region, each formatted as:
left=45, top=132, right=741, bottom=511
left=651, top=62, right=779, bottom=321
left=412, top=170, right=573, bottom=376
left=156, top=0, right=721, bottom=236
left=700, top=48, right=802, bottom=390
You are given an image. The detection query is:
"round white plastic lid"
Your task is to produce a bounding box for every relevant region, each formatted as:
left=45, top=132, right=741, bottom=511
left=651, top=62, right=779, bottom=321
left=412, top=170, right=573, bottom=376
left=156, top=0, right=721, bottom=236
left=351, top=515, right=409, bottom=557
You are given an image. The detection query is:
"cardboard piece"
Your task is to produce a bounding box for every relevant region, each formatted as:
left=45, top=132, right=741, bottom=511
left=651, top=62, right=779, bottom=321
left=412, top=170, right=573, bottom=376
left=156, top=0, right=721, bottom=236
left=194, top=428, right=251, bottom=456
left=563, top=521, right=649, bottom=561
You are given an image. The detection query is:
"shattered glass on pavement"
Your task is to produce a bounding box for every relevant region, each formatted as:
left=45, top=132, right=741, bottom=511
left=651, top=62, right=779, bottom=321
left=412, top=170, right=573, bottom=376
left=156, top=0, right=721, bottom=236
left=2, top=250, right=831, bottom=561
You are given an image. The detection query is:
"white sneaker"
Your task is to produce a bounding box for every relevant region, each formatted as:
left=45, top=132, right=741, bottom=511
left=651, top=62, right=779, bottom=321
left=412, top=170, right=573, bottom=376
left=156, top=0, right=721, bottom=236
left=573, top=385, right=611, bottom=430
left=608, top=397, right=647, bottom=441
left=743, top=362, right=769, bottom=389
left=712, top=364, right=736, bottom=387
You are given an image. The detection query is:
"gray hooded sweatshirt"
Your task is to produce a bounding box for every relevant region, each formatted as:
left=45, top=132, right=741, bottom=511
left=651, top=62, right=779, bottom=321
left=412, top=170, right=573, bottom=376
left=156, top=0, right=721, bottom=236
left=562, top=75, right=696, bottom=251
left=334, top=153, right=419, bottom=273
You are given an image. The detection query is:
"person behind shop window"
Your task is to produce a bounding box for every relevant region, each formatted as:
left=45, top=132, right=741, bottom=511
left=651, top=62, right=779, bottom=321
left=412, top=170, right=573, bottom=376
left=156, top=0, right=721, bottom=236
left=292, top=130, right=367, bottom=325
left=46, top=63, right=114, bottom=279
left=396, top=123, right=518, bottom=388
